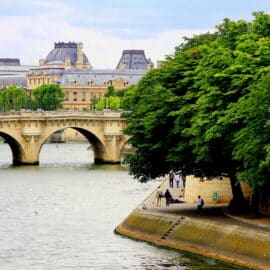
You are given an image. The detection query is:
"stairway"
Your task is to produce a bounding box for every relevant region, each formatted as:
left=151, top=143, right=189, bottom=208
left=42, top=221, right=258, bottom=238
left=161, top=217, right=185, bottom=240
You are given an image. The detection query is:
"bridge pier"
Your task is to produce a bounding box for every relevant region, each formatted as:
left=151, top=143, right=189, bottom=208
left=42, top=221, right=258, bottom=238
left=94, top=134, right=123, bottom=164
left=17, top=135, right=41, bottom=165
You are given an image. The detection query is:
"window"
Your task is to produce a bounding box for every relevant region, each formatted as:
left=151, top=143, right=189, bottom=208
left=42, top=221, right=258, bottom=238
left=73, top=92, right=77, bottom=101
left=82, top=91, right=86, bottom=101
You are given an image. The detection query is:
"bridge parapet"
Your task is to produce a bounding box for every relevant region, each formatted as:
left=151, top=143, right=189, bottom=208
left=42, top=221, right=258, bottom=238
left=0, top=110, right=124, bottom=118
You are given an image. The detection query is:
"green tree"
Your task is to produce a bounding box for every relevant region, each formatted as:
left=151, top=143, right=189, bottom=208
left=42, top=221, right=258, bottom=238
left=95, top=96, right=121, bottom=110
left=0, top=86, right=30, bottom=111
left=121, top=85, right=137, bottom=111
left=124, top=12, right=270, bottom=212
left=95, top=86, right=125, bottom=110
left=124, top=67, right=183, bottom=178
left=32, top=84, right=65, bottom=110
left=224, top=74, right=270, bottom=214
left=105, top=85, right=116, bottom=97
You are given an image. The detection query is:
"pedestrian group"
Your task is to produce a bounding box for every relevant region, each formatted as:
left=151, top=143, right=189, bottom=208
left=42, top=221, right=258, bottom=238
left=153, top=170, right=204, bottom=215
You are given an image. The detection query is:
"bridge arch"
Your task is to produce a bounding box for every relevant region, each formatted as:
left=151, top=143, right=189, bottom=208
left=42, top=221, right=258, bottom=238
left=71, top=127, right=106, bottom=163
left=0, top=132, right=26, bottom=165
left=0, top=111, right=128, bottom=165
left=39, top=126, right=108, bottom=164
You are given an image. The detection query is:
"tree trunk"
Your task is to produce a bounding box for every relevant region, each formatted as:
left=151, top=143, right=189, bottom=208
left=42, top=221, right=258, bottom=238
left=250, top=187, right=260, bottom=217
left=227, top=171, right=248, bottom=214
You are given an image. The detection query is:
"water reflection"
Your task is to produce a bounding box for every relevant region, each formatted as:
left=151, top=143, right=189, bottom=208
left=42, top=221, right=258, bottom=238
left=0, top=143, right=245, bottom=269
left=40, top=142, right=94, bottom=167
left=0, top=141, right=12, bottom=166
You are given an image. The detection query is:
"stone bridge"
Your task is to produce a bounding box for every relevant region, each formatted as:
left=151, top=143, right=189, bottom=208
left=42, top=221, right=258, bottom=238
left=0, top=110, right=129, bottom=165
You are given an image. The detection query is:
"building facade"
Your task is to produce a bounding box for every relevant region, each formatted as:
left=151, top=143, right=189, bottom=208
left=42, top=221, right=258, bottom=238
left=26, top=42, right=151, bottom=110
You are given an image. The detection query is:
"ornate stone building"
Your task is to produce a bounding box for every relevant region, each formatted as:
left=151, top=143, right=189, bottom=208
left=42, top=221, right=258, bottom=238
left=26, top=42, right=152, bottom=110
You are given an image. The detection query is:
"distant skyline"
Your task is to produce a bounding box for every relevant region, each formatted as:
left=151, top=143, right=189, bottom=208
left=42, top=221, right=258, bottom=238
left=0, top=0, right=269, bottom=68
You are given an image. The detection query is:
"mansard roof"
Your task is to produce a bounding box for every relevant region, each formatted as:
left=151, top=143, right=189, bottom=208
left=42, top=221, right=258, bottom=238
left=0, top=75, right=27, bottom=89
left=0, top=58, right=20, bottom=66
left=116, top=50, right=153, bottom=70
left=59, top=69, right=147, bottom=86
left=28, top=66, right=66, bottom=75
left=45, top=42, right=90, bottom=66
left=0, top=65, right=36, bottom=76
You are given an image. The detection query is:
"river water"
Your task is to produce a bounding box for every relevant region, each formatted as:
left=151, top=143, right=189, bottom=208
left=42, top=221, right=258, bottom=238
left=0, top=142, right=240, bottom=269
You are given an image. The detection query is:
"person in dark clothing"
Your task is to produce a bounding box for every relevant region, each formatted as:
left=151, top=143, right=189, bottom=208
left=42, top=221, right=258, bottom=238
left=164, top=189, right=173, bottom=206
left=182, top=174, right=186, bottom=188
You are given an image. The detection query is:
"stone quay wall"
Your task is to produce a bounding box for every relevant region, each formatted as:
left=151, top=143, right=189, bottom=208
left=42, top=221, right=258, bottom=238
left=115, top=208, right=270, bottom=270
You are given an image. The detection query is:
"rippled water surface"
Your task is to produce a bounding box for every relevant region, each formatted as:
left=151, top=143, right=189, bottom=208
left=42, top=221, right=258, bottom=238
left=0, top=143, right=241, bottom=269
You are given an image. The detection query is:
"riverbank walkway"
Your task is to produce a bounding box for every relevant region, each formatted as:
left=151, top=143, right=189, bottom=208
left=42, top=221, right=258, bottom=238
left=116, top=177, right=270, bottom=270
left=141, top=177, right=270, bottom=232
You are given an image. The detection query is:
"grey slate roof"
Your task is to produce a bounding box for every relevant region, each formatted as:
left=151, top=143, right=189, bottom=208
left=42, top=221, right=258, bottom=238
left=0, top=75, right=27, bottom=89
left=116, top=50, right=153, bottom=70
left=45, top=42, right=89, bottom=65
left=0, top=65, right=36, bottom=76
left=0, top=58, right=20, bottom=66
left=28, top=66, right=66, bottom=75
left=0, top=65, right=147, bottom=90
left=59, top=69, right=147, bottom=86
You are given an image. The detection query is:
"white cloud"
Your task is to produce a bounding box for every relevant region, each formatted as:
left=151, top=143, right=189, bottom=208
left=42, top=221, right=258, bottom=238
left=0, top=14, right=209, bottom=69
left=0, top=0, right=268, bottom=70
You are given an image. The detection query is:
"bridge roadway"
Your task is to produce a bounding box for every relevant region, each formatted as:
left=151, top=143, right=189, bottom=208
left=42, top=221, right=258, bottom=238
left=0, top=110, right=128, bottom=165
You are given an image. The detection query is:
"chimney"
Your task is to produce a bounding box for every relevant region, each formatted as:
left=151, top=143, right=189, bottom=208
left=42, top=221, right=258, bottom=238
left=76, top=42, right=83, bottom=69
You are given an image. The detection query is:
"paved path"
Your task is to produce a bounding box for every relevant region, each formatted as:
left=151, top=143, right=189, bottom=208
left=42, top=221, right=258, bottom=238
left=142, top=177, right=270, bottom=233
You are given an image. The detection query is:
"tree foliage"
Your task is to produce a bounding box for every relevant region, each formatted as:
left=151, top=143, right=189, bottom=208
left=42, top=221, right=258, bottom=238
left=123, top=12, right=270, bottom=211
left=96, top=96, right=121, bottom=110
left=0, top=86, right=31, bottom=111
left=96, top=86, right=124, bottom=110
left=32, top=84, right=65, bottom=110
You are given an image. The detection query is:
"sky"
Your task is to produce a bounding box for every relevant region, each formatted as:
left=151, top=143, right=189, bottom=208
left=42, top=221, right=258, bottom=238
left=0, top=0, right=269, bottom=69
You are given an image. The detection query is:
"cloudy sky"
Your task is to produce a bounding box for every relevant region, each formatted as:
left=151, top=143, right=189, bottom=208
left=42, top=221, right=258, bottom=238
left=0, top=0, right=269, bottom=68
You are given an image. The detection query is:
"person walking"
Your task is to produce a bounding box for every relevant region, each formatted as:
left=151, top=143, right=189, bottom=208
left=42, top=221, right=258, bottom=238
left=169, top=170, right=174, bottom=188
left=197, top=195, right=204, bottom=215
left=155, top=188, right=163, bottom=207
left=175, top=173, right=180, bottom=188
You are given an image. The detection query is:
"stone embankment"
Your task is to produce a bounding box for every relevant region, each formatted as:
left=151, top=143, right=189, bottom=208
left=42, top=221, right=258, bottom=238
left=115, top=177, right=270, bottom=270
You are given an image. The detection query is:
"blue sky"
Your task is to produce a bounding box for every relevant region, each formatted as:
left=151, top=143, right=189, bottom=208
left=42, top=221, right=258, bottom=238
left=0, top=0, right=269, bottom=68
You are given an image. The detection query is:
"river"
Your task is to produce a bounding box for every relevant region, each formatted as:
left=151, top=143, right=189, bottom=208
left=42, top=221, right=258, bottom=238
left=0, top=142, right=240, bottom=269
